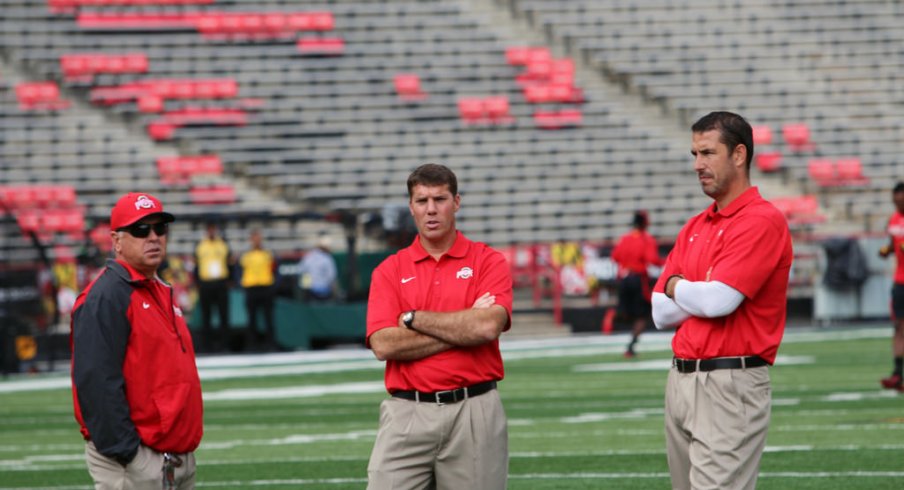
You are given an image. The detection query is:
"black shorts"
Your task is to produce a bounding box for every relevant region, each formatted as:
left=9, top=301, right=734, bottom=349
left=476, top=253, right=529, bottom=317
left=616, top=273, right=651, bottom=319
left=892, top=283, right=904, bottom=319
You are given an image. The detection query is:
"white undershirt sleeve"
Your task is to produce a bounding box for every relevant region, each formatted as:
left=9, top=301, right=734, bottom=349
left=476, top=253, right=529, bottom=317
left=651, top=292, right=692, bottom=330
left=672, top=280, right=745, bottom=318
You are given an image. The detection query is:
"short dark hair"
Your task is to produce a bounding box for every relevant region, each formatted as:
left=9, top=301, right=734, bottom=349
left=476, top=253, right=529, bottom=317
left=407, top=163, right=458, bottom=198
left=894, top=182, right=904, bottom=194
left=691, top=111, right=754, bottom=169
left=633, top=210, right=648, bottom=229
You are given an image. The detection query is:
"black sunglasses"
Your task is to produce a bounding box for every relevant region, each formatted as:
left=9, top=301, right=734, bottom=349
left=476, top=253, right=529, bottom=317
left=119, top=222, right=169, bottom=238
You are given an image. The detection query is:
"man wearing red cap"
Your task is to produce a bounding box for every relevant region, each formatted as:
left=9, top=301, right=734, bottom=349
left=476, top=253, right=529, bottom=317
left=71, top=192, right=202, bottom=489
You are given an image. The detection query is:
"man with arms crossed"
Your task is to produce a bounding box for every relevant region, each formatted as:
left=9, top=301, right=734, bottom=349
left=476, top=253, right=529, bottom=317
left=652, top=112, right=793, bottom=490
left=878, top=182, right=904, bottom=392
left=366, top=163, right=512, bottom=489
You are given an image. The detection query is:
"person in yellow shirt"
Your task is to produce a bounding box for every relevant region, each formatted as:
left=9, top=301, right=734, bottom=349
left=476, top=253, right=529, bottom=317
left=240, top=229, right=278, bottom=350
left=195, top=222, right=232, bottom=351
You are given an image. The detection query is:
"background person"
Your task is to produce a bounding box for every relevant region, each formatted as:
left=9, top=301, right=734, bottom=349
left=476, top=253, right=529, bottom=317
left=71, top=192, right=202, bottom=490
left=194, top=221, right=232, bottom=350
left=298, top=236, right=338, bottom=301
left=651, top=111, right=793, bottom=490
left=365, top=163, right=513, bottom=490
left=878, top=181, right=904, bottom=392
left=240, top=228, right=278, bottom=350
left=610, top=209, right=663, bottom=357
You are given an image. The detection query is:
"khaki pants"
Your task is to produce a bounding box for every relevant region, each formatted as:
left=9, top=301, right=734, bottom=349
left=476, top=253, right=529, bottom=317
left=86, top=441, right=196, bottom=490
left=664, top=366, right=771, bottom=490
left=367, top=389, right=508, bottom=490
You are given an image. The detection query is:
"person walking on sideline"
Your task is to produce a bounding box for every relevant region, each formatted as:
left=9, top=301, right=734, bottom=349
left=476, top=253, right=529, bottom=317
left=71, top=192, right=202, bottom=489
left=365, top=164, right=513, bottom=489
left=611, top=209, right=663, bottom=357
left=652, top=112, right=793, bottom=490
left=878, top=182, right=904, bottom=391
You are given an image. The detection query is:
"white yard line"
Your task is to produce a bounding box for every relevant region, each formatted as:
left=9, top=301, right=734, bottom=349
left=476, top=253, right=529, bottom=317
left=0, top=326, right=891, bottom=395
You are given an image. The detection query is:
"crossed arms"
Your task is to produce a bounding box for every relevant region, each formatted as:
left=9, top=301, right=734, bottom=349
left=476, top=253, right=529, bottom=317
left=369, top=292, right=508, bottom=361
left=652, top=277, right=745, bottom=329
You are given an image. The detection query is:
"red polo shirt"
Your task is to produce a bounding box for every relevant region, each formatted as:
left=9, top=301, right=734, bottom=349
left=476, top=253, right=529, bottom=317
left=611, top=229, right=663, bottom=276
left=887, top=212, right=904, bottom=284
left=653, top=187, right=793, bottom=364
left=366, top=231, right=513, bottom=393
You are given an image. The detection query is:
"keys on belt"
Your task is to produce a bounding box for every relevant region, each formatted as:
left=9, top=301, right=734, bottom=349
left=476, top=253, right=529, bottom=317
left=162, top=452, right=183, bottom=490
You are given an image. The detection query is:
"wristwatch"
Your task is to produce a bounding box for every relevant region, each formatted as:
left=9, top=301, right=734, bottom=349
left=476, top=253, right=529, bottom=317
left=402, top=310, right=416, bottom=329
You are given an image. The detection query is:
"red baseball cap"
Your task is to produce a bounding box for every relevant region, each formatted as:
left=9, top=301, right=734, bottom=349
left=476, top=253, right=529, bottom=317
left=110, top=192, right=175, bottom=230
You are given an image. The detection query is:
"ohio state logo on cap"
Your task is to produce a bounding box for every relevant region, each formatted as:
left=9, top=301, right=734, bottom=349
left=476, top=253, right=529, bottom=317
left=134, top=195, right=157, bottom=211
left=111, top=192, right=174, bottom=230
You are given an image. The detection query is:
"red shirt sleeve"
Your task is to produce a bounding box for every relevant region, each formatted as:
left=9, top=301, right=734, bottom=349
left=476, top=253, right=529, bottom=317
left=365, top=257, right=402, bottom=344
left=654, top=225, right=689, bottom=293
left=476, top=249, right=514, bottom=331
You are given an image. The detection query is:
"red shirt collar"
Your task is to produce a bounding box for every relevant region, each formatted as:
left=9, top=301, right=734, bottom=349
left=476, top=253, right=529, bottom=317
left=705, top=186, right=761, bottom=219
left=409, top=230, right=470, bottom=262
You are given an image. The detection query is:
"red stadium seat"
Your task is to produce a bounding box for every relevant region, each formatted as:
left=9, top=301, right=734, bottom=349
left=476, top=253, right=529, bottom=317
left=771, top=195, right=825, bottom=225
left=15, top=82, right=70, bottom=111
left=190, top=185, right=236, bottom=204
left=16, top=210, right=41, bottom=234
left=755, top=152, right=782, bottom=172
left=90, top=223, right=113, bottom=253
left=807, top=159, right=836, bottom=186
left=297, top=37, right=345, bottom=56
left=752, top=125, right=773, bottom=145
left=457, top=97, right=485, bottom=124
left=782, top=123, right=813, bottom=151
left=394, top=74, right=426, bottom=101
left=484, top=96, right=512, bottom=124
left=49, top=0, right=214, bottom=14
left=157, top=155, right=224, bottom=183
left=505, top=46, right=532, bottom=66
left=534, top=109, right=582, bottom=129
left=835, top=158, right=869, bottom=185
left=138, top=95, right=165, bottom=113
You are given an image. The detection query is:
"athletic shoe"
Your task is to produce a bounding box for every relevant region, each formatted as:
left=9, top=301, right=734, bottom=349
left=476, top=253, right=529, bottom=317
left=880, top=374, right=902, bottom=390
left=623, top=349, right=636, bottom=359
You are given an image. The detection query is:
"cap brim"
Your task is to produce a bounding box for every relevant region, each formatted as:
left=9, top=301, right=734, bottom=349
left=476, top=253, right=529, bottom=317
left=121, top=211, right=175, bottom=228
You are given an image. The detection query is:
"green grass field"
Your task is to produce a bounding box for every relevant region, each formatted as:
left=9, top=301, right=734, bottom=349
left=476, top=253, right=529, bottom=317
left=1, top=326, right=903, bottom=489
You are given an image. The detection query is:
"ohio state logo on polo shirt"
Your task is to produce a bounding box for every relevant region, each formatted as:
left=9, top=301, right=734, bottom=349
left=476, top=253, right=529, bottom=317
left=134, top=195, right=157, bottom=210
left=456, top=267, right=473, bottom=279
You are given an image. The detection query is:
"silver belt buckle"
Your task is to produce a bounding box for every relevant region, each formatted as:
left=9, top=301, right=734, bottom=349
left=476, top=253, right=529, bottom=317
left=433, top=390, right=453, bottom=405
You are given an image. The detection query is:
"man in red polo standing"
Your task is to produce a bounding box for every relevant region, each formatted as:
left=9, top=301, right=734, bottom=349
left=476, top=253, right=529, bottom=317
left=652, top=112, right=793, bottom=490
left=365, top=163, right=512, bottom=490
left=878, top=182, right=904, bottom=391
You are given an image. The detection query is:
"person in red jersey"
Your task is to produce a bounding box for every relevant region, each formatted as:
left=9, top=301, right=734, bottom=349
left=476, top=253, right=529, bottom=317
left=611, top=209, right=663, bottom=357
left=878, top=182, right=904, bottom=391
left=71, top=193, right=202, bottom=490
left=365, top=164, right=513, bottom=490
left=651, top=112, right=793, bottom=490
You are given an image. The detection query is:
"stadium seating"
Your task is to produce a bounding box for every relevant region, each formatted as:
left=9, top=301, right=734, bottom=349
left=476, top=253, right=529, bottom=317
left=1, top=0, right=901, bottom=271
